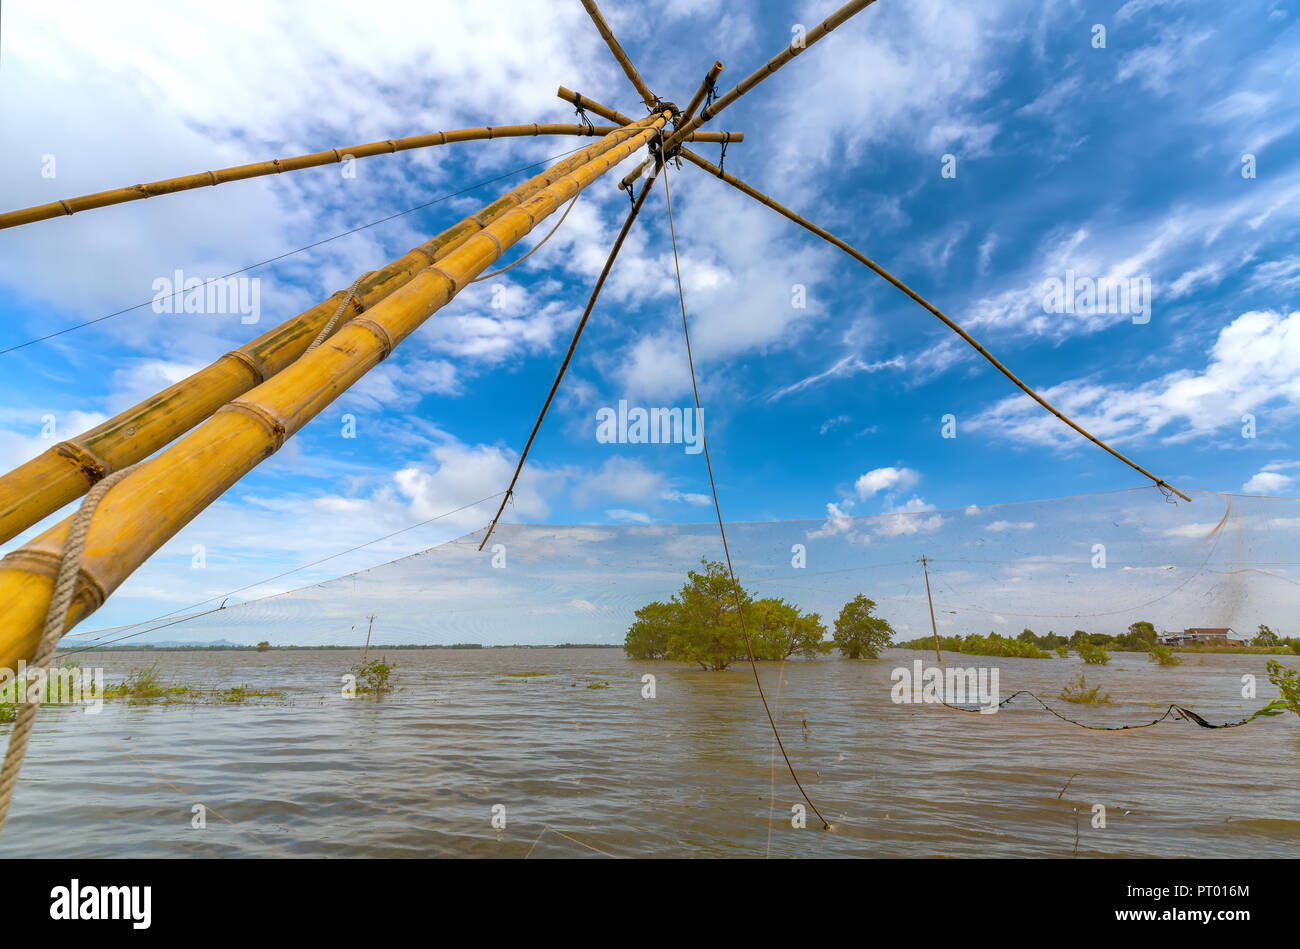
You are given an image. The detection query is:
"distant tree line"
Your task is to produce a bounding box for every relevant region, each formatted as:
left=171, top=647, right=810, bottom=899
left=623, top=559, right=895, bottom=670
left=899, top=621, right=1300, bottom=658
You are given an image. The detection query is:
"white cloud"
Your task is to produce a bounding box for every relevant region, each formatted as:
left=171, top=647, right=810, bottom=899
left=984, top=520, right=1036, bottom=532
left=855, top=466, right=920, bottom=498
left=1241, top=461, right=1299, bottom=494
left=1242, top=471, right=1291, bottom=493
left=966, top=310, right=1300, bottom=448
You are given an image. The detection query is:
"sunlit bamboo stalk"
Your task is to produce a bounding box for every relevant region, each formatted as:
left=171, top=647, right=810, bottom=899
left=0, top=118, right=663, bottom=546
left=579, top=0, right=658, bottom=110
left=0, top=114, right=670, bottom=671
left=0, top=122, right=642, bottom=230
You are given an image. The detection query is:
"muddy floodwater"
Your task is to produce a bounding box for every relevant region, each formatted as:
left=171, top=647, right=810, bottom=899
left=3, top=647, right=1297, bottom=858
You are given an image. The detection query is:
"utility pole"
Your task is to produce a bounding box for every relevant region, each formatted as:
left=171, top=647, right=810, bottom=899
left=362, top=614, right=376, bottom=663
left=919, top=555, right=942, bottom=662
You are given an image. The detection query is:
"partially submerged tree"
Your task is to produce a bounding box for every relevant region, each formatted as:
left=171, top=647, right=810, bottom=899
left=623, top=559, right=829, bottom=670
left=751, top=597, right=830, bottom=661
left=831, top=594, right=895, bottom=660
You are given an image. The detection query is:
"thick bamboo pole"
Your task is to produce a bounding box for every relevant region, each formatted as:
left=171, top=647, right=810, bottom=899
left=680, top=61, right=725, bottom=125
left=0, top=122, right=648, bottom=230
left=628, top=0, right=879, bottom=187
left=579, top=0, right=658, bottom=110
left=678, top=147, right=1193, bottom=503
left=558, top=86, right=743, bottom=142
left=0, top=118, right=663, bottom=546
left=0, top=114, right=670, bottom=671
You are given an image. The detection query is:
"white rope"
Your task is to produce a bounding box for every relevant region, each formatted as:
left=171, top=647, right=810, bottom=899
left=0, top=462, right=138, bottom=837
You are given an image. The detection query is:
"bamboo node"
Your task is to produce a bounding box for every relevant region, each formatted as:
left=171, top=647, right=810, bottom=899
left=58, top=200, right=73, bottom=217
left=480, top=229, right=506, bottom=258
left=351, top=316, right=395, bottom=361
left=52, top=441, right=108, bottom=484
left=223, top=349, right=266, bottom=384
left=220, top=401, right=287, bottom=451
left=424, top=264, right=463, bottom=296
left=0, top=549, right=107, bottom=611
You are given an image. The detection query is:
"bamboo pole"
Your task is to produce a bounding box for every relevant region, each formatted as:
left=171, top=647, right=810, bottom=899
left=680, top=61, right=725, bottom=125
left=678, top=147, right=1193, bottom=503
left=0, top=122, right=650, bottom=230
left=0, top=118, right=662, bottom=546
left=0, top=114, right=670, bottom=671
left=628, top=0, right=879, bottom=188
left=578, top=0, right=658, bottom=110
left=557, top=87, right=743, bottom=142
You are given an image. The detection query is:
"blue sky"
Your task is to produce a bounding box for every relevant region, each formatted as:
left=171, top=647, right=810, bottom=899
left=1, top=0, right=1299, bottom=635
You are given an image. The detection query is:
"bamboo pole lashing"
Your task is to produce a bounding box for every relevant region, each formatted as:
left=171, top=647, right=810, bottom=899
left=680, top=61, right=724, bottom=125
left=0, top=118, right=664, bottom=546
left=0, top=114, right=671, bottom=671
left=556, top=87, right=743, bottom=142
left=0, top=122, right=663, bottom=230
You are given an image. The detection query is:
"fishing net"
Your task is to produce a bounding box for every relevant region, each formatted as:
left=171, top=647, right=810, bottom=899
left=63, top=487, right=1299, bottom=651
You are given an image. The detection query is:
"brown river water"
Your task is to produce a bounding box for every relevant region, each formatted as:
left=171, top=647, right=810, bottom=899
left=2, top=647, right=1297, bottom=858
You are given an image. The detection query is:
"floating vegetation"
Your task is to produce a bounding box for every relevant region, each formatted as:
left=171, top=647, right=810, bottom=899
left=102, top=663, right=181, bottom=701
left=900, top=633, right=1051, bottom=659
left=1078, top=643, right=1110, bottom=665
left=348, top=657, right=396, bottom=697
left=215, top=684, right=286, bottom=703
left=98, top=663, right=285, bottom=706
left=1147, top=645, right=1183, bottom=666
left=1, top=659, right=95, bottom=713
left=1061, top=672, right=1111, bottom=705
left=586, top=680, right=610, bottom=689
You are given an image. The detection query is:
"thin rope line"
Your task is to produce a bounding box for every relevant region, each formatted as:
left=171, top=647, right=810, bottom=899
left=304, top=272, right=367, bottom=354
left=470, top=191, right=581, bottom=283
left=766, top=654, right=792, bottom=857
left=939, top=690, right=1265, bottom=730
left=680, top=151, right=1190, bottom=502
left=522, top=821, right=613, bottom=857
left=478, top=162, right=663, bottom=552
left=661, top=165, right=830, bottom=830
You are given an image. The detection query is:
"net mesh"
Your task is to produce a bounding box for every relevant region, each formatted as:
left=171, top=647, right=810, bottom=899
left=64, top=487, right=1300, bottom=651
